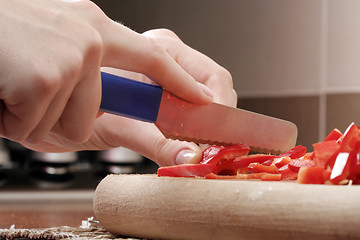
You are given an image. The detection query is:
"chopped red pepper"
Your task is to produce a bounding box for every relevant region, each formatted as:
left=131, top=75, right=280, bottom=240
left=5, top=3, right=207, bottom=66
left=323, top=128, right=342, bottom=142
left=329, top=152, right=352, bottom=184
left=260, top=173, right=282, bottom=181
left=278, top=164, right=298, bottom=180
left=157, top=164, right=217, bottom=177
left=233, top=154, right=277, bottom=169
left=313, top=140, right=339, bottom=167
left=288, top=159, right=316, bottom=173
left=273, top=157, right=291, bottom=168
left=248, top=162, right=279, bottom=174
left=200, top=144, right=250, bottom=165
left=278, top=145, right=307, bottom=159
left=298, top=166, right=325, bottom=184
left=157, top=122, right=360, bottom=185
left=205, top=173, right=238, bottom=179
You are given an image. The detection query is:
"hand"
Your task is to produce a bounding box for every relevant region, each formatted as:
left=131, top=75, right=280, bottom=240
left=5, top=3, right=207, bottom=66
left=0, top=0, right=212, bottom=144
left=21, top=29, right=237, bottom=167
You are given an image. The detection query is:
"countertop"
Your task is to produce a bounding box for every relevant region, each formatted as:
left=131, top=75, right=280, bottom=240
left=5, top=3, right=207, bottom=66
left=0, top=190, right=94, bottom=229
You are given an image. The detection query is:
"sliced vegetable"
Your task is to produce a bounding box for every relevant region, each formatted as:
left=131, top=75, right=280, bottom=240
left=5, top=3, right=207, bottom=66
left=323, top=128, right=342, bottom=142
left=288, top=159, right=316, bottom=173
left=273, top=157, right=291, bottom=168
left=248, top=162, right=278, bottom=174
left=313, top=140, right=339, bottom=167
left=298, top=166, right=325, bottom=184
left=200, top=144, right=250, bottom=165
left=201, top=146, right=224, bottom=164
left=157, top=164, right=217, bottom=177
left=157, top=122, right=360, bottom=185
left=233, top=154, right=277, bottom=169
left=329, top=152, right=352, bottom=184
left=278, top=145, right=307, bottom=159
left=260, top=173, right=282, bottom=181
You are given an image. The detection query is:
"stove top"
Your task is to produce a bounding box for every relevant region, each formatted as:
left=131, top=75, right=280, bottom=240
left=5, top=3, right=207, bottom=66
left=0, top=141, right=158, bottom=191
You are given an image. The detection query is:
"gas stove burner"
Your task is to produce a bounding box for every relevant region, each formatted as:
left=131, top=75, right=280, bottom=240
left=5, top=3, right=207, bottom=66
left=32, top=152, right=78, bottom=164
left=99, top=147, right=144, bottom=164
left=105, top=164, right=136, bottom=174
left=30, top=172, right=75, bottom=190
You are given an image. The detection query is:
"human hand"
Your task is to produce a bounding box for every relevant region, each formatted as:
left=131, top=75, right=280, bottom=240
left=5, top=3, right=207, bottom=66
left=0, top=0, right=212, bottom=144
left=22, top=29, right=237, bottom=167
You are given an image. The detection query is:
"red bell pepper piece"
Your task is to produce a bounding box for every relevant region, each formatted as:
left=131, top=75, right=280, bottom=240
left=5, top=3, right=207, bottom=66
left=288, top=159, right=316, bottom=173
left=278, top=164, right=298, bottom=180
left=200, top=144, right=250, bottom=165
left=273, top=157, right=291, bottom=168
left=323, top=128, right=342, bottom=142
left=329, top=152, right=352, bottom=184
left=248, top=162, right=279, bottom=174
left=313, top=140, right=340, bottom=167
left=237, top=173, right=266, bottom=180
left=205, top=173, right=238, bottom=179
left=298, top=166, right=325, bottom=184
left=337, top=122, right=360, bottom=152
left=279, top=145, right=307, bottom=159
left=327, top=123, right=360, bottom=168
left=157, top=164, right=217, bottom=177
left=233, top=154, right=277, bottom=169
left=349, top=142, right=360, bottom=183
left=201, top=146, right=224, bottom=163
left=260, top=173, right=282, bottom=181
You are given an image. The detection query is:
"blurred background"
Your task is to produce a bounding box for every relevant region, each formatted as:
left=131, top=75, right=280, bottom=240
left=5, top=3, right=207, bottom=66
left=2, top=0, right=360, bottom=191
left=93, top=0, right=360, bottom=149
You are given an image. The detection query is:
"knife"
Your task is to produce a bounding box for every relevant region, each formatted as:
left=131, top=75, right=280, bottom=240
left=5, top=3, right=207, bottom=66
left=100, top=72, right=298, bottom=154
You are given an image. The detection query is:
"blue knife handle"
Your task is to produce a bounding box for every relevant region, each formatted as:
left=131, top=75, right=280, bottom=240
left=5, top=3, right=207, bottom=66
left=100, top=72, right=163, bottom=123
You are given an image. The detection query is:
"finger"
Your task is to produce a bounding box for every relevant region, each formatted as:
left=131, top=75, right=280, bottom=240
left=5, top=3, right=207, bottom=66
left=0, top=68, right=62, bottom=141
left=94, top=115, right=203, bottom=166
left=50, top=69, right=102, bottom=143
left=99, top=20, right=213, bottom=105
left=143, top=29, right=236, bottom=107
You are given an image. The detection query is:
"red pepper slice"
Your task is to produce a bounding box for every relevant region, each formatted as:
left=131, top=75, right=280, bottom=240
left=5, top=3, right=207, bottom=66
left=328, top=122, right=360, bottom=168
left=323, top=128, right=343, bottom=142
left=279, top=145, right=307, bottom=159
left=248, top=162, right=279, bottom=174
left=260, top=173, right=282, bottom=181
left=205, top=173, right=238, bottom=179
left=200, top=144, right=250, bottom=165
left=157, top=164, right=217, bottom=177
left=329, top=152, right=352, bottom=184
left=273, top=157, right=291, bottom=168
left=313, top=140, right=340, bottom=167
left=278, top=164, right=298, bottom=180
left=337, top=122, right=360, bottom=152
left=233, top=154, right=277, bottom=169
left=237, top=173, right=266, bottom=180
left=201, top=146, right=224, bottom=163
left=298, top=166, right=325, bottom=184
left=288, top=159, right=316, bottom=173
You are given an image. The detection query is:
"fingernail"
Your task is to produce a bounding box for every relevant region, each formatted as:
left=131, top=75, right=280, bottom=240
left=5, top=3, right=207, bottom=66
left=176, top=149, right=197, bottom=165
left=197, top=82, right=213, bottom=100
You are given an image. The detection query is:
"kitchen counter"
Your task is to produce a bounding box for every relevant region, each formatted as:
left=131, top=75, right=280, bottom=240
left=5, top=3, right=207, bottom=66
left=0, top=190, right=94, bottom=229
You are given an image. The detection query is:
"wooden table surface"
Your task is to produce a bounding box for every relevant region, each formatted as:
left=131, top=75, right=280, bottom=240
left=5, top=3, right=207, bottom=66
left=0, top=190, right=94, bottom=229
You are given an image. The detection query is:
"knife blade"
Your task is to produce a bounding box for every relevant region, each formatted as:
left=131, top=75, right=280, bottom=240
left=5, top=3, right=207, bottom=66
left=100, top=72, right=297, bottom=154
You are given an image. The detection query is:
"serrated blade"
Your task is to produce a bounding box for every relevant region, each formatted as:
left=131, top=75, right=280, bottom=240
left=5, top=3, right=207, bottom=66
left=155, top=92, right=298, bottom=154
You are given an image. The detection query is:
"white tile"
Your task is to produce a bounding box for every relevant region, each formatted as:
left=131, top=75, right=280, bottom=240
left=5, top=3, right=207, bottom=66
left=327, top=0, right=360, bottom=92
left=135, top=0, right=322, bottom=97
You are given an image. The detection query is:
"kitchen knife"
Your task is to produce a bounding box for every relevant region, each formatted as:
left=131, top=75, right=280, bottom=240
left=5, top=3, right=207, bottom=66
left=100, top=72, right=297, bottom=154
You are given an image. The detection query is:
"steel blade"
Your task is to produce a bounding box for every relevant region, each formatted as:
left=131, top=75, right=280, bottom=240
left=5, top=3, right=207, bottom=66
left=155, top=92, right=297, bottom=154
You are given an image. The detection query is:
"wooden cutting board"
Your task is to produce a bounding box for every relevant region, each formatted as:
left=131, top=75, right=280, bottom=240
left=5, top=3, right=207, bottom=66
left=94, top=174, right=360, bottom=240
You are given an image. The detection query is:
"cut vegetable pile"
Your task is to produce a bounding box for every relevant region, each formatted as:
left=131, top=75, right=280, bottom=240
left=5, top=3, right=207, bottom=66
left=157, top=122, right=360, bottom=185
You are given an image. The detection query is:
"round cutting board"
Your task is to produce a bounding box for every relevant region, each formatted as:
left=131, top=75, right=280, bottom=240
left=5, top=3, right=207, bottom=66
left=94, top=174, right=360, bottom=240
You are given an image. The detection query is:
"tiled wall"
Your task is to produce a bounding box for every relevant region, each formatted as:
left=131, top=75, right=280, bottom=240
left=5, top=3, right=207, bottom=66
left=95, top=0, right=360, bottom=150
